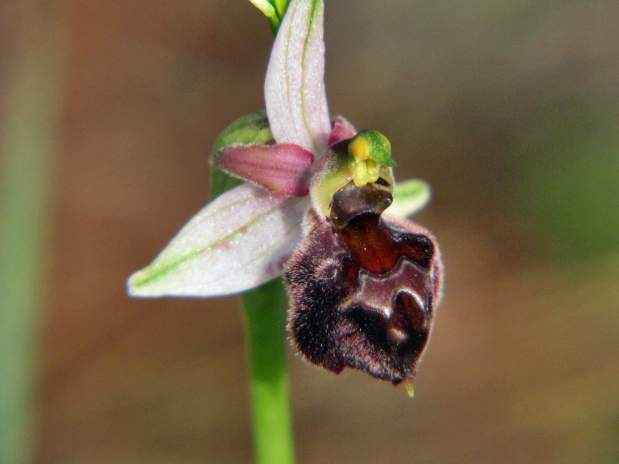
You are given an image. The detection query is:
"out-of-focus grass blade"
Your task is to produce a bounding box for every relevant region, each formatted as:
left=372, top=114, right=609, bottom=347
left=0, top=7, right=66, bottom=464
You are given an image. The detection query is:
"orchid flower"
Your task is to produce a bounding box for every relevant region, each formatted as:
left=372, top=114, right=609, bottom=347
left=128, top=0, right=442, bottom=389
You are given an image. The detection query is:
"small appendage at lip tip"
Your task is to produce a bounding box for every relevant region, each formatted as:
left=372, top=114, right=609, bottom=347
left=404, top=381, right=415, bottom=399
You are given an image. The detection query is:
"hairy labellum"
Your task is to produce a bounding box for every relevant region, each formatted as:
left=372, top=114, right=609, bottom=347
left=285, top=183, right=442, bottom=385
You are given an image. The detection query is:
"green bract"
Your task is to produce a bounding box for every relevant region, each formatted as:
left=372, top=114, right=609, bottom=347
left=210, top=111, right=272, bottom=199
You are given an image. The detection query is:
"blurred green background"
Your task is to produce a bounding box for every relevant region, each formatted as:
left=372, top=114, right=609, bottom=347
left=1, top=1, right=618, bottom=463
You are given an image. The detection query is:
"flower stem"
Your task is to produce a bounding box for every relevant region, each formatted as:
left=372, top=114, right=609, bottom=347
left=242, top=279, right=295, bottom=464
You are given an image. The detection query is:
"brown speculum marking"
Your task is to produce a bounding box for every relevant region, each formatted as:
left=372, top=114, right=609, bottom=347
left=285, top=182, right=439, bottom=384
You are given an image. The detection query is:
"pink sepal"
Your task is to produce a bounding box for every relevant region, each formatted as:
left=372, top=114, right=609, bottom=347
left=214, top=143, right=314, bottom=197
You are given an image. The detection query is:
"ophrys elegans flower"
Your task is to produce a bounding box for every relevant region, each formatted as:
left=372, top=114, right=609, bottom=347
left=128, top=0, right=443, bottom=392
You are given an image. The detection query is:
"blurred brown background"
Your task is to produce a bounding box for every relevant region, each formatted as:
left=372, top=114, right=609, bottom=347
left=2, top=0, right=619, bottom=463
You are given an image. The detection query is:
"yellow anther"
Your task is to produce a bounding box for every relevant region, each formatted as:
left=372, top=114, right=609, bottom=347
left=366, top=159, right=380, bottom=183
left=404, top=381, right=415, bottom=399
left=352, top=160, right=369, bottom=187
left=349, top=136, right=371, bottom=162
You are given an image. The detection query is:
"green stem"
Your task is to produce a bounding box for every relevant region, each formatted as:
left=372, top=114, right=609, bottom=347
left=242, top=279, right=295, bottom=464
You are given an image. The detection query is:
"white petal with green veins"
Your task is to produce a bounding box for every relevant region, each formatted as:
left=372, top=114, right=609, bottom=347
left=264, top=0, right=330, bottom=155
left=128, top=183, right=308, bottom=298
left=385, top=179, right=431, bottom=218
